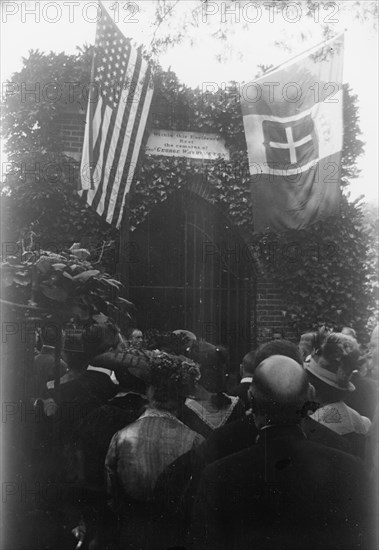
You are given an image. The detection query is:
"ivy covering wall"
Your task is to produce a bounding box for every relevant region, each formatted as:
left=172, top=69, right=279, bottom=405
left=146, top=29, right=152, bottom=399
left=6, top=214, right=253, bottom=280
left=2, top=49, right=376, bottom=339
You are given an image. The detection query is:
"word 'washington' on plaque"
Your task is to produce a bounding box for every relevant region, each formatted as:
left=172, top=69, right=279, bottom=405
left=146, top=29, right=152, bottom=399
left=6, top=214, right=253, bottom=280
left=145, top=129, right=230, bottom=160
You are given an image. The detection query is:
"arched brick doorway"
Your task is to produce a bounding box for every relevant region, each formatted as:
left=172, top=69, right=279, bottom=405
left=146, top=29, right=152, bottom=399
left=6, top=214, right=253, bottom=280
left=129, top=190, right=254, bottom=367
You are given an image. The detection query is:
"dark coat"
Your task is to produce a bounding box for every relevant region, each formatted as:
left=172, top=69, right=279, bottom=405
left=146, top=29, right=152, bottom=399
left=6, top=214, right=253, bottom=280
left=344, top=373, right=378, bottom=420
left=189, top=424, right=372, bottom=550
left=73, top=395, right=147, bottom=486
left=154, top=413, right=354, bottom=540
left=49, top=370, right=118, bottom=438
left=198, top=412, right=353, bottom=464
left=33, top=347, right=67, bottom=396
left=228, top=381, right=251, bottom=409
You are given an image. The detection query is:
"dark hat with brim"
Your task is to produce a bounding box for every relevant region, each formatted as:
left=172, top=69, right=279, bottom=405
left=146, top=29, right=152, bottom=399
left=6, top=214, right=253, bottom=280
left=91, top=349, right=151, bottom=383
left=305, top=358, right=355, bottom=392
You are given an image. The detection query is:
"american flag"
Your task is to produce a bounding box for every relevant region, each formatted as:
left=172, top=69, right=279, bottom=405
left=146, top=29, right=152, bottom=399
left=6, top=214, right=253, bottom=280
left=79, top=3, right=154, bottom=228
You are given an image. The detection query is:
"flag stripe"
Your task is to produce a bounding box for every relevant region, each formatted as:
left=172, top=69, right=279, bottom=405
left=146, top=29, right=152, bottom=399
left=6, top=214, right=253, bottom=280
left=78, top=2, right=153, bottom=228
left=112, top=64, right=153, bottom=226
left=252, top=152, right=342, bottom=231
left=114, top=82, right=154, bottom=228
left=91, top=45, right=136, bottom=213
left=89, top=105, right=119, bottom=212
left=99, top=47, right=143, bottom=218
left=108, top=59, right=150, bottom=225
left=91, top=98, right=108, bottom=170
left=82, top=102, right=113, bottom=208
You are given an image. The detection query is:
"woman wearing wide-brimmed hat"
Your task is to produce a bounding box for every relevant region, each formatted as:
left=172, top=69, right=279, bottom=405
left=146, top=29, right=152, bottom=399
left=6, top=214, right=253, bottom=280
left=305, top=332, right=371, bottom=457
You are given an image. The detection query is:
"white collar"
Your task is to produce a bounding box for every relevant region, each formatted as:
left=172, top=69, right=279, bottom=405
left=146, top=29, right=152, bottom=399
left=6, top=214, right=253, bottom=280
left=114, top=390, right=145, bottom=399
left=87, top=365, right=113, bottom=377
left=240, top=377, right=253, bottom=384
left=139, top=407, right=180, bottom=422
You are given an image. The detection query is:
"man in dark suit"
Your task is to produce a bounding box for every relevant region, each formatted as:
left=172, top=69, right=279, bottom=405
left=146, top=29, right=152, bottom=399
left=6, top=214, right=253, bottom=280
left=189, top=356, right=372, bottom=550
left=200, top=339, right=352, bottom=462
left=33, top=324, right=67, bottom=396
left=155, top=340, right=353, bottom=520
left=46, top=321, right=121, bottom=438
left=228, top=350, right=256, bottom=408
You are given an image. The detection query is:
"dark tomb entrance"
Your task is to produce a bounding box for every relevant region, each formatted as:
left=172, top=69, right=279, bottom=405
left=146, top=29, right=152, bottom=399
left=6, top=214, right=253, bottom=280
left=128, top=190, right=254, bottom=367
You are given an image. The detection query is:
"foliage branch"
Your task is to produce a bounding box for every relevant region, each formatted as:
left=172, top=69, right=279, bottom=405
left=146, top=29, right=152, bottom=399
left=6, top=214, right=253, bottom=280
left=0, top=242, right=133, bottom=327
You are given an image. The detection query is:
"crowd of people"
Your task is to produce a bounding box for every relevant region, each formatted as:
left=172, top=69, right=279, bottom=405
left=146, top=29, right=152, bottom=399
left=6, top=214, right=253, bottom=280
left=8, top=321, right=379, bottom=549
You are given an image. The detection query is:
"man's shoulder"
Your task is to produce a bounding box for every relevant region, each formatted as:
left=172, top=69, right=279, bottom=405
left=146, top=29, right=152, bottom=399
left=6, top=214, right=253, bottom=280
left=51, top=374, right=89, bottom=400
left=285, top=432, right=367, bottom=478
left=111, top=416, right=143, bottom=440
left=152, top=412, right=204, bottom=438
left=212, top=414, right=253, bottom=437
left=303, top=415, right=353, bottom=453
left=196, top=415, right=256, bottom=464
left=113, top=413, right=202, bottom=443
left=209, top=415, right=256, bottom=447
left=202, top=444, right=257, bottom=479
left=204, top=430, right=363, bottom=474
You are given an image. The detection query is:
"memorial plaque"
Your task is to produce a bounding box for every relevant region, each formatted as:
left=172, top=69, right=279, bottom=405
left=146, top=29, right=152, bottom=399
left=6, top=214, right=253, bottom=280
left=145, top=129, right=230, bottom=160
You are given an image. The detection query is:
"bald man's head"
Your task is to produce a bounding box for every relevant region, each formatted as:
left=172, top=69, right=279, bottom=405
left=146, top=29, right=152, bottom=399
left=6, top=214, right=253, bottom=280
left=251, top=355, right=310, bottom=425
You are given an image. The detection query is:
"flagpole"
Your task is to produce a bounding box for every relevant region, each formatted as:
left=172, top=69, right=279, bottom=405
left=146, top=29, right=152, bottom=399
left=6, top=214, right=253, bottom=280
left=78, top=3, right=99, bottom=192
left=87, top=2, right=103, bottom=189
left=118, top=49, right=155, bottom=312
left=86, top=1, right=154, bottom=319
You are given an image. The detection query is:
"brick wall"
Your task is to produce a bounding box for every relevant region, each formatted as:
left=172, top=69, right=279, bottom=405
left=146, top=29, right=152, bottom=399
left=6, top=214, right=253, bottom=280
left=56, top=112, right=85, bottom=160
left=255, top=280, right=297, bottom=344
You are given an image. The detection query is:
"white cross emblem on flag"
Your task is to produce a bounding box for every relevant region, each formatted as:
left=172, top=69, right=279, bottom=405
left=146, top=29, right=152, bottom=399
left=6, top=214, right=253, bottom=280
left=263, top=114, right=318, bottom=170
